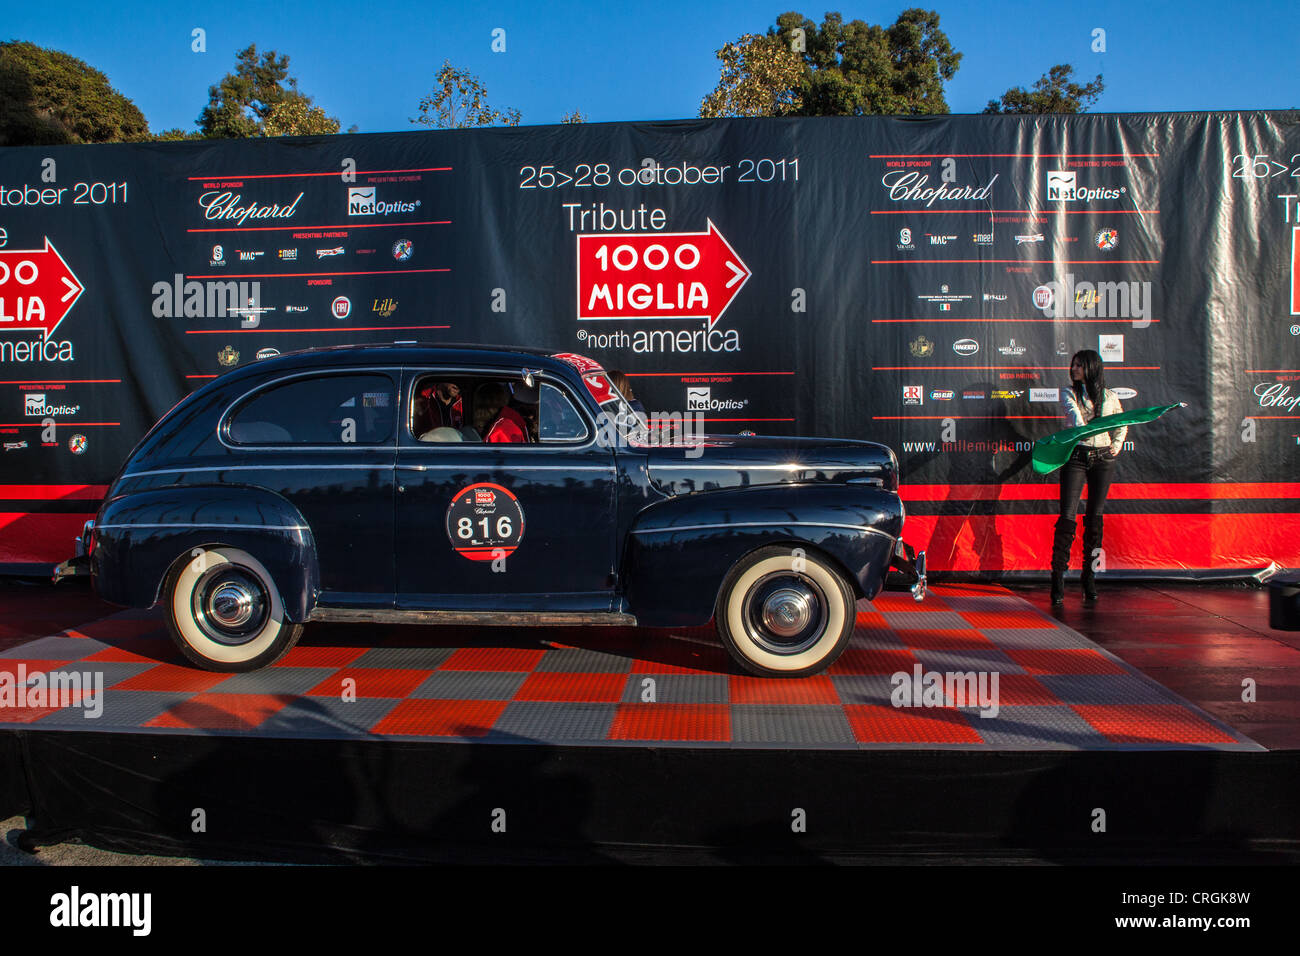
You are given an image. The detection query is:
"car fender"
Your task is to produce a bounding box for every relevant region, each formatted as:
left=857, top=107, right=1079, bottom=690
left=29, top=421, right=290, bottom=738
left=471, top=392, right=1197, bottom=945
left=623, top=483, right=904, bottom=627
left=90, top=484, right=319, bottom=622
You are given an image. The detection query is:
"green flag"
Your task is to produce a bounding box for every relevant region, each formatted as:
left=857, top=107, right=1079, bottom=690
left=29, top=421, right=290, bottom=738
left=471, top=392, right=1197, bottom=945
left=1032, top=402, right=1186, bottom=475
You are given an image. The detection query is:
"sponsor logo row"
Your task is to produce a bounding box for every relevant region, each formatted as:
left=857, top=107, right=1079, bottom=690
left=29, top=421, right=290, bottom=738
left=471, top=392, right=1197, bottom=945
left=902, top=386, right=1138, bottom=405
left=910, top=334, right=1126, bottom=362
left=912, top=275, right=1151, bottom=322
left=209, top=239, right=413, bottom=266
left=896, top=227, right=1121, bottom=251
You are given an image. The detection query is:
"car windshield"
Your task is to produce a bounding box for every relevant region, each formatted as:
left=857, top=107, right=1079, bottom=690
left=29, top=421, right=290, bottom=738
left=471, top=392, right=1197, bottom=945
left=551, top=353, right=650, bottom=446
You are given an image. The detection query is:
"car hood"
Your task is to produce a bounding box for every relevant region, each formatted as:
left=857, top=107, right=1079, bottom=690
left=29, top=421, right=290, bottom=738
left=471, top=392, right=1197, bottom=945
left=639, top=434, right=898, bottom=497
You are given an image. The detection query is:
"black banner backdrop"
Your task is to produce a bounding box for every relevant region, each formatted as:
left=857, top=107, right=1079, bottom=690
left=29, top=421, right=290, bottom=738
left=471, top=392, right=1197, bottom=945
left=1, top=113, right=1297, bottom=573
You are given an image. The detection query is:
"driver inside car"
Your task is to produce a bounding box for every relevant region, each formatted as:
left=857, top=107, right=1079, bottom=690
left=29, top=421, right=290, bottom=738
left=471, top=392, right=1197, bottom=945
left=475, top=382, right=529, bottom=443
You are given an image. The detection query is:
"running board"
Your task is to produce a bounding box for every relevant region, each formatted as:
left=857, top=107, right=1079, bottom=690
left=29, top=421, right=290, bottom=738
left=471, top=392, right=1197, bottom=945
left=308, top=608, right=638, bottom=627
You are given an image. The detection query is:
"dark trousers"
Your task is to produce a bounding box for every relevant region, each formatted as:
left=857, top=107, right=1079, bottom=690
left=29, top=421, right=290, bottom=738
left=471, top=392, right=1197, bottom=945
left=1052, top=447, right=1115, bottom=576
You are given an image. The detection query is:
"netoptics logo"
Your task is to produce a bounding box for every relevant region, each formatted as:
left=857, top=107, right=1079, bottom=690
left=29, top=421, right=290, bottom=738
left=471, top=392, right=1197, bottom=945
left=25, top=393, right=79, bottom=416
left=687, top=386, right=711, bottom=410
left=1047, top=170, right=1126, bottom=203
left=348, top=187, right=420, bottom=216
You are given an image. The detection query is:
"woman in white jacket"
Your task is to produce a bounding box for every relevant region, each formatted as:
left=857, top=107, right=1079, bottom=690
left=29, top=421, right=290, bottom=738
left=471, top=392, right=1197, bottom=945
left=1050, top=349, right=1127, bottom=606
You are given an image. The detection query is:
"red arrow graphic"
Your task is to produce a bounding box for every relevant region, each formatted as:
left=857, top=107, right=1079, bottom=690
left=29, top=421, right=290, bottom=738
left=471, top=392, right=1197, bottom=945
left=0, top=238, right=85, bottom=339
left=577, top=219, right=751, bottom=329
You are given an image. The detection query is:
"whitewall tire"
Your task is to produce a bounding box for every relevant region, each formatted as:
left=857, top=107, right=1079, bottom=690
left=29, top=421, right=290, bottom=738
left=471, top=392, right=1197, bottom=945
left=164, top=546, right=303, bottom=671
left=715, top=545, right=856, bottom=677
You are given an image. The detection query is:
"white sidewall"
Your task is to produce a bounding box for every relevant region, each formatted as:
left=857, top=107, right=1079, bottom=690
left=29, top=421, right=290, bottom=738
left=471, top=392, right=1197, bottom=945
left=170, top=548, right=286, bottom=665
left=724, top=554, right=848, bottom=672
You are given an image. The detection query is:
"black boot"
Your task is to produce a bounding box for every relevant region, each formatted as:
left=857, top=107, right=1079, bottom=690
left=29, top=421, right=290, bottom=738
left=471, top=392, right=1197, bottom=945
left=1050, top=516, right=1075, bottom=607
left=1081, top=516, right=1103, bottom=602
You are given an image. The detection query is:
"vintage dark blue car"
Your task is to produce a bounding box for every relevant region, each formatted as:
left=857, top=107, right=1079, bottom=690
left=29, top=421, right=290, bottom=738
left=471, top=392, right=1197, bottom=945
left=75, top=345, right=923, bottom=677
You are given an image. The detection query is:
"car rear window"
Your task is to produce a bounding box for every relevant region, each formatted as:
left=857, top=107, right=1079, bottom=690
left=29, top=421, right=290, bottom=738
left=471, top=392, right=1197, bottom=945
left=227, top=373, right=396, bottom=446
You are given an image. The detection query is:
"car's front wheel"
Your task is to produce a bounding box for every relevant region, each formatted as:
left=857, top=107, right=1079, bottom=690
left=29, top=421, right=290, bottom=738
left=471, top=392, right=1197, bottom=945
left=163, top=546, right=302, bottom=671
left=715, top=545, right=856, bottom=677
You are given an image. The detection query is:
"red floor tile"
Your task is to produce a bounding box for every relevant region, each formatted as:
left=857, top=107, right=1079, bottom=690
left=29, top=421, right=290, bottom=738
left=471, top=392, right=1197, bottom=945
left=1073, top=705, right=1240, bottom=744
left=147, top=693, right=295, bottom=730
left=439, top=647, right=546, bottom=672
left=894, top=628, right=994, bottom=650
left=370, top=699, right=506, bottom=736
left=306, top=668, right=433, bottom=699
left=275, top=645, right=368, bottom=669
left=1006, top=649, right=1127, bottom=675
left=872, top=592, right=950, bottom=612
left=608, top=704, right=730, bottom=741
left=961, top=610, right=1054, bottom=629
left=0, top=659, right=68, bottom=677
left=82, top=646, right=163, bottom=664
left=844, top=703, right=984, bottom=743
left=729, top=675, right=840, bottom=705
left=514, top=672, right=627, bottom=702
left=855, top=611, right=889, bottom=628
left=115, top=664, right=231, bottom=693
left=827, top=648, right=916, bottom=675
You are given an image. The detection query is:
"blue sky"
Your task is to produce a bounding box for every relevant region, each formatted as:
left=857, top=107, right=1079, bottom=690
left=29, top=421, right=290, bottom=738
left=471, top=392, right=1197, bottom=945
left=4, top=0, right=1297, bottom=132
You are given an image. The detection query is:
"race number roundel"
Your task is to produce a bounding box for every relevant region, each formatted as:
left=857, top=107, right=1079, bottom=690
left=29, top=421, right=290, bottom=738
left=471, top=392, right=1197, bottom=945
left=446, top=483, right=525, bottom=562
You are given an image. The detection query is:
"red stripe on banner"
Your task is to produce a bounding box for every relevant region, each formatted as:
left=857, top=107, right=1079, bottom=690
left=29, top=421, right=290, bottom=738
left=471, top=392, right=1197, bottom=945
left=870, top=259, right=1161, bottom=265
left=904, top=513, right=1300, bottom=571
left=0, top=486, right=109, bottom=500
left=0, top=379, right=122, bottom=385
left=185, top=167, right=453, bottom=180
left=186, top=220, right=452, bottom=233
left=900, top=482, right=1300, bottom=501
left=183, top=269, right=450, bottom=279
left=184, top=325, right=450, bottom=334
left=870, top=317, right=1162, bottom=324
left=628, top=371, right=796, bottom=377
left=868, top=153, right=1160, bottom=158
left=0, top=512, right=97, bottom=563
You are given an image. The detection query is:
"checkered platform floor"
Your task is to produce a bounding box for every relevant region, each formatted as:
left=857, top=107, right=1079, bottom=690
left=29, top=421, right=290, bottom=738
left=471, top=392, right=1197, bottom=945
left=0, top=584, right=1262, bottom=750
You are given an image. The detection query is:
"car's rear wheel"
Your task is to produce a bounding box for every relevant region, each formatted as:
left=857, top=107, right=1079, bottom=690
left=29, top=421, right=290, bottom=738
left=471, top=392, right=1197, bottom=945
left=715, top=545, right=856, bottom=677
left=164, top=547, right=302, bottom=671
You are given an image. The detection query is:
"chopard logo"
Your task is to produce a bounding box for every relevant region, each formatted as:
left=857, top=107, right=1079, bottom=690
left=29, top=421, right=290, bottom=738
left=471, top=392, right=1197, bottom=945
left=198, top=191, right=303, bottom=226
left=880, top=171, right=999, bottom=207
left=1254, top=383, right=1300, bottom=413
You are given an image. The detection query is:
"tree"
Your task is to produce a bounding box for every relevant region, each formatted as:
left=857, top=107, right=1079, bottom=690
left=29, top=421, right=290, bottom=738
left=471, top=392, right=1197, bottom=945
left=560, top=109, right=587, bottom=124
left=700, top=33, right=804, bottom=118
left=411, top=61, right=520, bottom=128
left=700, top=9, right=962, bottom=118
left=984, top=64, right=1104, bottom=113
left=0, top=41, right=149, bottom=146
left=198, top=44, right=340, bottom=138
left=262, top=99, right=341, bottom=136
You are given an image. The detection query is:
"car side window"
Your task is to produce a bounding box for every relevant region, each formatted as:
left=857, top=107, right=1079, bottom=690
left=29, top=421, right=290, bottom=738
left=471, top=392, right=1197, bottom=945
left=227, top=373, right=395, bottom=445
left=539, top=383, right=589, bottom=442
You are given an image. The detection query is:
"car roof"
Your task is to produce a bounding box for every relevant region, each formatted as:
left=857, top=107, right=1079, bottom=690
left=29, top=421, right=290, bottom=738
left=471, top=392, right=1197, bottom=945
left=216, top=342, right=603, bottom=381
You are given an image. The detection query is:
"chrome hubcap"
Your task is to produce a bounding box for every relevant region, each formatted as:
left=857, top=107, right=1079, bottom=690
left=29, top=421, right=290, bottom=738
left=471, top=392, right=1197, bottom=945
left=209, top=582, right=255, bottom=629
left=193, top=566, right=268, bottom=645
left=743, top=572, right=828, bottom=655
left=761, top=586, right=815, bottom=637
